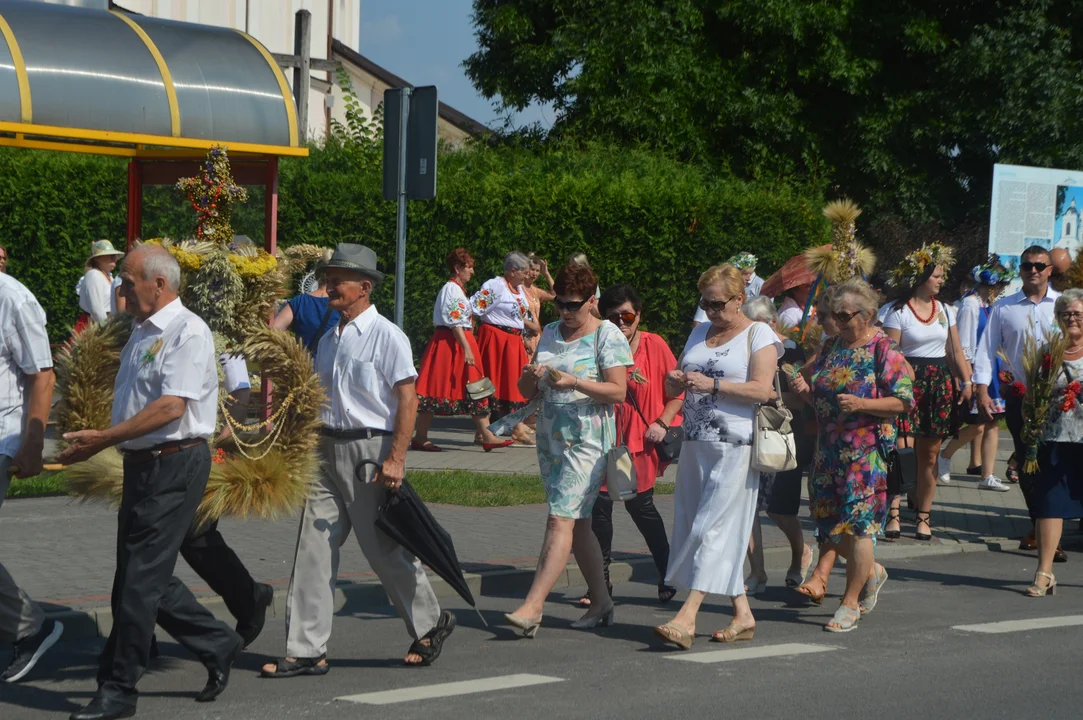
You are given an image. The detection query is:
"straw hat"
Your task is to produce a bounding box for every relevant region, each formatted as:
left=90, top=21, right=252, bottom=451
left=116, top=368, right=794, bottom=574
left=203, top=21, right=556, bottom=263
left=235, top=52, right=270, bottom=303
left=86, top=239, right=125, bottom=267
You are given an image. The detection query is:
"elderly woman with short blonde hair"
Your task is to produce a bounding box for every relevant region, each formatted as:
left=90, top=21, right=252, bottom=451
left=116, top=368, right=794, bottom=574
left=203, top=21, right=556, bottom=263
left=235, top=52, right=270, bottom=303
left=654, top=264, right=782, bottom=650
left=790, top=280, right=913, bottom=632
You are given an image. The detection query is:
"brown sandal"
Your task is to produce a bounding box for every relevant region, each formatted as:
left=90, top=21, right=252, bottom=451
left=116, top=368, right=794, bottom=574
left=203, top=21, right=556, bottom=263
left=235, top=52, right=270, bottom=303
left=653, top=622, right=694, bottom=650
left=795, top=576, right=826, bottom=605
left=711, top=623, right=755, bottom=643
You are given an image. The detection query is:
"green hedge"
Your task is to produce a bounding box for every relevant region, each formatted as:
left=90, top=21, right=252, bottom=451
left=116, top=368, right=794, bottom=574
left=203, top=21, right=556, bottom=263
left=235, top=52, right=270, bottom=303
left=0, top=141, right=827, bottom=352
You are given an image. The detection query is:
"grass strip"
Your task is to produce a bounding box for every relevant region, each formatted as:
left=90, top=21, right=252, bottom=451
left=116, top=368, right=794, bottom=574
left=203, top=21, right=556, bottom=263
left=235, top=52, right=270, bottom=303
left=4, top=469, right=676, bottom=508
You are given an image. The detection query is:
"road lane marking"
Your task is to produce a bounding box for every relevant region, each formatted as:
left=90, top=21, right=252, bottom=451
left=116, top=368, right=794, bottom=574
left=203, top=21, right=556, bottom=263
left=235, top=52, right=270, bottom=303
left=953, top=615, right=1083, bottom=634
left=665, top=642, right=837, bottom=664
left=334, top=673, right=564, bottom=705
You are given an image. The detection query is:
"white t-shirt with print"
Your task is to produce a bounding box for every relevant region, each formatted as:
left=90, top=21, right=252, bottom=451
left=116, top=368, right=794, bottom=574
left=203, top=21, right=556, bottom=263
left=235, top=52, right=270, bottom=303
left=881, top=301, right=956, bottom=358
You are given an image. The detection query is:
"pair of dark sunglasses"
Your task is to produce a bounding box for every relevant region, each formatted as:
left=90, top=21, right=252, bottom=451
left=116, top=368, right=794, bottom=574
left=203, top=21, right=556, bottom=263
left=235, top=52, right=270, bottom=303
left=1020, top=261, right=1049, bottom=272
left=832, top=310, right=861, bottom=323
left=555, top=297, right=591, bottom=312
left=606, top=311, right=637, bottom=326
left=698, top=297, right=736, bottom=313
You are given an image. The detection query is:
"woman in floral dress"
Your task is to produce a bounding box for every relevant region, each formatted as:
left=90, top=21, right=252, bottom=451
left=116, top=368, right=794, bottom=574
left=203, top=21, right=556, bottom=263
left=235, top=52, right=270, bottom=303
left=414, top=248, right=511, bottom=452
left=503, top=263, right=633, bottom=637
left=791, top=280, right=913, bottom=632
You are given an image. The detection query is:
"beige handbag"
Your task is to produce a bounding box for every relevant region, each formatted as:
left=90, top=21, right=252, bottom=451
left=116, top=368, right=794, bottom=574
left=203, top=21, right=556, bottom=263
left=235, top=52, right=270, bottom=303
left=465, top=363, right=496, bottom=401
left=747, top=326, right=797, bottom=473
left=596, top=328, right=637, bottom=500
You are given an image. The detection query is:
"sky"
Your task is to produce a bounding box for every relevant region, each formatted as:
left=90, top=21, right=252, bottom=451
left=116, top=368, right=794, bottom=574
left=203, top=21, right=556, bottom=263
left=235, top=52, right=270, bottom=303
left=357, top=0, right=552, bottom=130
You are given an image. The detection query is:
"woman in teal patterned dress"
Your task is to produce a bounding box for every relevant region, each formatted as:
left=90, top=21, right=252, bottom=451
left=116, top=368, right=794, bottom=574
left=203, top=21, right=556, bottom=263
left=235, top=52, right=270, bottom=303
left=791, top=280, right=913, bottom=632
left=503, top=263, right=634, bottom=637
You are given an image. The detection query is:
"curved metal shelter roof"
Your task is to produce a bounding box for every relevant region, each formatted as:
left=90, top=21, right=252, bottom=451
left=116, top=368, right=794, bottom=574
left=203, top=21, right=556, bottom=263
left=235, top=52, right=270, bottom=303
left=0, top=0, right=306, bottom=158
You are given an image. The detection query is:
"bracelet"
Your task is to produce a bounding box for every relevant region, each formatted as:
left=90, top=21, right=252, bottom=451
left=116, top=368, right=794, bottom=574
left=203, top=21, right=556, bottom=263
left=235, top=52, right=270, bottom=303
left=654, top=419, right=669, bottom=430
left=712, top=378, right=720, bottom=397
left=573, top=377, right=579, bottom=390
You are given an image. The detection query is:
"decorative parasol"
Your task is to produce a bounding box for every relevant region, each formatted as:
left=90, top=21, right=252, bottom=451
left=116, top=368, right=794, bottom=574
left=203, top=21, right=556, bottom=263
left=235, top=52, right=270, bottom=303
left=760, top=247, right=825, bottom=298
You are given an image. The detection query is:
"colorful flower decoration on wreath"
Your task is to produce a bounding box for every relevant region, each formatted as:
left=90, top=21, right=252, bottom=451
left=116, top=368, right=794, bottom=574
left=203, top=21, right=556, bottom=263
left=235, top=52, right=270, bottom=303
left=888, top=242, right=956, bottom=289
left=969, top=254, right=1017, bottom=287
left=728, top=252, right=757, bottom=270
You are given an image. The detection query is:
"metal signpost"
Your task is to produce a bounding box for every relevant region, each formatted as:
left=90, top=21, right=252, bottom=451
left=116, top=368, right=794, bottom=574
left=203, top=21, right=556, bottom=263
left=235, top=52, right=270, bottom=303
left=383, top=86, right=438, bottom=328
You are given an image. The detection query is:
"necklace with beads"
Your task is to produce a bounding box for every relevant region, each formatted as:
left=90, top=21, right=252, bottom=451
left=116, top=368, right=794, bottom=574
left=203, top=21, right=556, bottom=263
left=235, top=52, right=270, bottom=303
left=908, top=297, right=938, bottom=324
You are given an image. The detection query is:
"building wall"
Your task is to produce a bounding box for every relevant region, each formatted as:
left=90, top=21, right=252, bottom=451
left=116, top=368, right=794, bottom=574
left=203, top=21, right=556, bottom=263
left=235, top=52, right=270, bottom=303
left=331, top=57, right=475, bottom=148
left=37, top=0, right=361, bottom=141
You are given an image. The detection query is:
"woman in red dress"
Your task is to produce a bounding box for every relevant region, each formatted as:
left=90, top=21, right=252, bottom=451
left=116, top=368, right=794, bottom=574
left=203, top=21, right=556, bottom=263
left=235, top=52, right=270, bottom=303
left=414, top=248, right=512, bottom=452
left=472, top=251, right=540, bottom=446
left=581, top=284, right=682, bottom=606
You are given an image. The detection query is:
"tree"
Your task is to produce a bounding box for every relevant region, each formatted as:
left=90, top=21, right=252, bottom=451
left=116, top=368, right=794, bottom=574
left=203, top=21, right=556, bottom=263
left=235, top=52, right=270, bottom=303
left=466, top=0, right=1083, bottom=224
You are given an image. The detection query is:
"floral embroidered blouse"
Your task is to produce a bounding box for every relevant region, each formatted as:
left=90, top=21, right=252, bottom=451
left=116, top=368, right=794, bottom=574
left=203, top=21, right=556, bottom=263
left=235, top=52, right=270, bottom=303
left=471, top=277, right=530, bottom=329
left=432, top=280, right=472, bottom=328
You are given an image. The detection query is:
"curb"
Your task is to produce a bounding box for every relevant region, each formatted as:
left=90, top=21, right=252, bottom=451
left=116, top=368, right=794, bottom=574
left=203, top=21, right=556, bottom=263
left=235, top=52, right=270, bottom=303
left=43, top=537, right=1004, bottom=642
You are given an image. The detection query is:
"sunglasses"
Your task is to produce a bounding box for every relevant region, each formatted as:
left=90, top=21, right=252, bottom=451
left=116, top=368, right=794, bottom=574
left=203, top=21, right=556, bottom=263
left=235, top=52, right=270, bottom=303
left=698, top=297, right=736, bottom=313
left=555, top=297, right=590, bottom=312
left=606, top=311, right=637, bottom=326
left=832, top=310, right=861, bottom=323
left=1020, top=262, right=1049, bottom=272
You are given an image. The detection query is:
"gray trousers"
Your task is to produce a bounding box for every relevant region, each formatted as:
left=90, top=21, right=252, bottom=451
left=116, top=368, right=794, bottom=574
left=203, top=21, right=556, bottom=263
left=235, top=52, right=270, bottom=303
left=284, top=435, right=440, bottom=658
left=0, top=455, right=46, bottom=644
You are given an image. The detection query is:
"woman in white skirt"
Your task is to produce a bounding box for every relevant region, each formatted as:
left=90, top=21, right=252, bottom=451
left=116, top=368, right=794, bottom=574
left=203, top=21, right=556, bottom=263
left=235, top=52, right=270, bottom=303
left=654, top=264, right=781, bottom=650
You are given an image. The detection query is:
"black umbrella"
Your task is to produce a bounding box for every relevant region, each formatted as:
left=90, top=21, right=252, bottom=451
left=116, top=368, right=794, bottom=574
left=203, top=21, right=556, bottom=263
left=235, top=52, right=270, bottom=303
left=356, top=460, right=486, bottom=626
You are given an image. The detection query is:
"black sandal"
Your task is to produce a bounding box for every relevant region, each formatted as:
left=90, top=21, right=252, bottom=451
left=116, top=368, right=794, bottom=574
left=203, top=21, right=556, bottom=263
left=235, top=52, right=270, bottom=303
left=260, top=654, right=329, bottom=678
left=405, top=610, right=456, bottom=667
left=658, top=584, right=677, bottom=604
left=884, top=510, right=902, bottom=540
left=915, top=511, right=932, bottom=541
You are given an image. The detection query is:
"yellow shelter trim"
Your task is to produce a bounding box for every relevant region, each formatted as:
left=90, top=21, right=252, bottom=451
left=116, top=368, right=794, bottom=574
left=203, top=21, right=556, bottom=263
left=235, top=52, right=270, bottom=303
left=234, top=29, right=299, bottom=148
left=110, top=10, right=181, bottom=138
left=0, top=120, right=309, bottom=158
left=0, top=11, right=31, bottom=123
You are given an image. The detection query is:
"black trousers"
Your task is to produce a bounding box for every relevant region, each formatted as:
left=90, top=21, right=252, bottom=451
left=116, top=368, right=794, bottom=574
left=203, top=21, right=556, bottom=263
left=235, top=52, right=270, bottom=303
left=181, top=518, right=258, bottom=626
left=1004, top=395, right=1033, bottom=509
left=591, top=489, right=671, bottom=586
left=96, top=444, right=239, bottom=702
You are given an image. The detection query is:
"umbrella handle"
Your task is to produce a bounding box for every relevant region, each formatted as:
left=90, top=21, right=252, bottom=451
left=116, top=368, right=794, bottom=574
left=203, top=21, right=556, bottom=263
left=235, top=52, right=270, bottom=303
left=354, top=458, right=383, bottom=486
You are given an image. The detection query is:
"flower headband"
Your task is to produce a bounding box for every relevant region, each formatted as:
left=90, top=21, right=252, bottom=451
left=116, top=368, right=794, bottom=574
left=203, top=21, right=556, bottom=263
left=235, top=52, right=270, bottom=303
left=728, top=252, right=757, bottom=270
left=970, top=254, right=1016, bottom=286
left=888, top=242, right=956, bottom=288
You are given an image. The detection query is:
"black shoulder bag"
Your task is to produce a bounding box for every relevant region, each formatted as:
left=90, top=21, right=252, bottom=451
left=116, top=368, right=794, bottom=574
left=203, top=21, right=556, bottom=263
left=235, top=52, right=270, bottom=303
left=874, top=338, right=917, bottom=496
left=306, top=305, right=334, bottom=355
left=623, top=387, right=683, bottom=462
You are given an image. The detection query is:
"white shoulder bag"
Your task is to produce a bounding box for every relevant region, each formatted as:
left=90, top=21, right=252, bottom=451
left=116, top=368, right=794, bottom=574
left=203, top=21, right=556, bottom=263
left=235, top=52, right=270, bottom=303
left=597, top=327, right=637, bottom=501
left=747, top=325, right=797, bottom=472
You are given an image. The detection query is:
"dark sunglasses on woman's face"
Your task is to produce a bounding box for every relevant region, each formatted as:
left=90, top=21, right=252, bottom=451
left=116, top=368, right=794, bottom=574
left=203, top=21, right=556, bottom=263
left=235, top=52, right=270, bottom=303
left=1020, top=261, right=1049, bottom=272
left=698, top=297, right=735, bottom=313
left=555, top=297, right=590, bottom=312
left=606, top=311, right=637, bottom=326
left=832, top=310, right=861, bottom=323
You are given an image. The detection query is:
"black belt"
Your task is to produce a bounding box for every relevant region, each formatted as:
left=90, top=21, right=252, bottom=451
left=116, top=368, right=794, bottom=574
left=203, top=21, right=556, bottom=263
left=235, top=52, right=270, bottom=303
left=482, top=322, right=523, bottom=336
left=909, top=357, right=947, bottom=367
left=121, top=438, right=206, bottom=463
left=321, top=426, right=392, bottom=440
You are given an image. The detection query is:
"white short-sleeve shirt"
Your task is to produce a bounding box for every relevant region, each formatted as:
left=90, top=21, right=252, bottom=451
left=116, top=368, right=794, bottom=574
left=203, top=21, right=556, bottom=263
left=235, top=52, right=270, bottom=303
left=472, top=277, right=529, bottom=329
left=316, top=304, right=418, bottom=432
left=0, top=274, right=53, bottom=459
left=112, top=298, right=219, bottom=450
left=432, top=280, right=472, bottom=328
left=680, top=322, right=783, bottom=444
left=77, top=268, right=114, bottom=323
left=881, top=301, right=956, bottom=358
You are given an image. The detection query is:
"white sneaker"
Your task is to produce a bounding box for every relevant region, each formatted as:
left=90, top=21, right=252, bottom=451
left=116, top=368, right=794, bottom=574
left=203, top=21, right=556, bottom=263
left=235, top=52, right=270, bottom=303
left=979, top=475, right=1011, bottom=492
left=937, top=455, right=952, bottom=484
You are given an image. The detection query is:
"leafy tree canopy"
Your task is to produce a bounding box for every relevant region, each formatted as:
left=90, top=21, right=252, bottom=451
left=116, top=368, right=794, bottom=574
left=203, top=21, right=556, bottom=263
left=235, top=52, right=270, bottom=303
left=466, top=0, right=1083, bottom=224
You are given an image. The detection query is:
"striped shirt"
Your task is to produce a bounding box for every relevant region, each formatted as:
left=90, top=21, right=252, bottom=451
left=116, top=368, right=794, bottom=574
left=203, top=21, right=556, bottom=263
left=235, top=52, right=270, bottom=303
left=0, top=274, right=52, bottom=459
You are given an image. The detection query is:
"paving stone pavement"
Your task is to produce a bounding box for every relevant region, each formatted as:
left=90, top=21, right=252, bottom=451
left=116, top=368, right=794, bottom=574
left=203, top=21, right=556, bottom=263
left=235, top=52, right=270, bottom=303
left=12, top=420, right=1031, bottom=616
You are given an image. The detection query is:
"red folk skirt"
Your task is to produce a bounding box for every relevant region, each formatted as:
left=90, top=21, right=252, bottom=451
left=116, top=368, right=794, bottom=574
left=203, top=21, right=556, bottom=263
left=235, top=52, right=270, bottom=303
left=476, top=321, right=529, bottom=414
left=416, top=327, right=490, bottom=417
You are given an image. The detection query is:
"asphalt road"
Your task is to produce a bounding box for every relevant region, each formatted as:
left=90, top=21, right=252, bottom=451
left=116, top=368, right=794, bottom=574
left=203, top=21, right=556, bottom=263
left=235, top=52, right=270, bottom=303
left=3, top=546, right=1081, bottom=720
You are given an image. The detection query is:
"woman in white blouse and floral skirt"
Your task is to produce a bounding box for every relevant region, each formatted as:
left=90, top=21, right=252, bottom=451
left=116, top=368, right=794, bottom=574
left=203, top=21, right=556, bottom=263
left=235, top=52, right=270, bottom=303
left=414, top=248, right=513, bottom=452
left=472, top=251, right=541, bottom=446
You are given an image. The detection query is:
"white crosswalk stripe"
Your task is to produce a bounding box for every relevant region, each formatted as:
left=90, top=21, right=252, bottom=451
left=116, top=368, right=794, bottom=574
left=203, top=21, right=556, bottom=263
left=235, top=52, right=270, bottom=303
left=665, top=642, right=837, bottom=664
left=334, top=673, right=565, bottom=705
left=953, top=615, right=1083, bottom=634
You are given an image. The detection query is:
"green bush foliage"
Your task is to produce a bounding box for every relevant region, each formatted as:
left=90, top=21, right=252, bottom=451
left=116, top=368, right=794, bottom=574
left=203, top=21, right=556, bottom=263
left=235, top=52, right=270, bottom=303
left=0, top=140, right=827, bottom=352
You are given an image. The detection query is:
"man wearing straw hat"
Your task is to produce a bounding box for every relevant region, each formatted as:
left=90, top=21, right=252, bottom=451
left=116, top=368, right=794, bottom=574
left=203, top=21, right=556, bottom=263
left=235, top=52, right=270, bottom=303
left=0, top=268, right=63, bottom=684
left=260, top=243, right=455, bottom=679
left=60, top=245, right=242, bottom=720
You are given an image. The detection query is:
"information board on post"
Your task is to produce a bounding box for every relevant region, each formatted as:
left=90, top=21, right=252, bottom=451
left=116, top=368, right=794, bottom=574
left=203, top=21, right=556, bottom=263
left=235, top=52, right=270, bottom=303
left=988, top=163, right=1083, bottom=290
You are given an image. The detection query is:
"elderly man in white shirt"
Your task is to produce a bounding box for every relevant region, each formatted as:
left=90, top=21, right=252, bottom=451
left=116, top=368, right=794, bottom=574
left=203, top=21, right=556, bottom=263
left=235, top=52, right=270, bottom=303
left=60, top=245, right=242, bottom=720
left=261, top=243, right=454, bottom=681
left=0, top=273, right=63, bottom=684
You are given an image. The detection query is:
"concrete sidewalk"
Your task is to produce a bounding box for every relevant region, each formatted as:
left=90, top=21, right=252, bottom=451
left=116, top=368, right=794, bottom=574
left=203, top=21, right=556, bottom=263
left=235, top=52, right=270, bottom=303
left=11, top=420, right=1047, bottom=640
